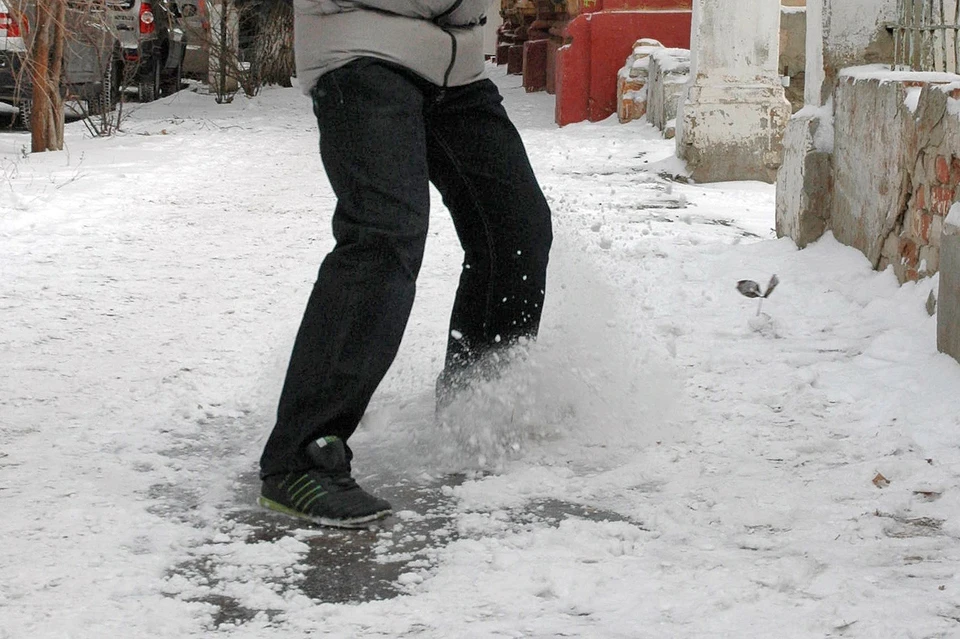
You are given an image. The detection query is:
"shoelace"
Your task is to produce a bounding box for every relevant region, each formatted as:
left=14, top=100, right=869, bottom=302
left=315, top=469, right=359, bottom=491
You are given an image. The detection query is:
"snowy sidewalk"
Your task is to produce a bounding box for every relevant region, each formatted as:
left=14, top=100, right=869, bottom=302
left=3, top=69, right=960, bottom=638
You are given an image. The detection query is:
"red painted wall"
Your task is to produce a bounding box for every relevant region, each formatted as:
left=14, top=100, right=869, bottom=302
left=555, top=9, right=692, bottom=126
left=563, top=0, right=692, bottom=12
left=583, top=0, right=693, bottom=11
left=554, top=16, right=592, bottom=126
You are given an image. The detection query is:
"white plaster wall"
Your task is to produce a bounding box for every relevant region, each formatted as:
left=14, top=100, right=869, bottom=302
left=804, top=0, right=824, bottom=105
left=942, top=0, right=960, bottom=73
left=678, top=0, right=791, bottom=183
left=484, top=0, right=501, bottom=57
left=688, top=0, right=782, bottom=82
left=803, top=0, right=897, bottom=105
left=824, top=0, right=897, bottom=62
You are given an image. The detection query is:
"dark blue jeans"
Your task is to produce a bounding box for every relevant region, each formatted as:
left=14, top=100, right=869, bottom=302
left=259, top=59, right=553, bottom=477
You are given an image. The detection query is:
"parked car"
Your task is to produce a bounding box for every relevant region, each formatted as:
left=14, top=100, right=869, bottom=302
left=0, top=0, right=187, bottom=127
left=0, top=0, right=30, bottom=124
left=0, top=0, right=121, bottom=125
left=179, top=0, right=209, bottom=80
left=107, top=0, right=187, bottom=101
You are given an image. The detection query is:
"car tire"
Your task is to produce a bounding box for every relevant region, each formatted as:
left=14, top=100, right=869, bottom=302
left=88, top=59, right=119, bottom=116
left=138, top=57, right=161, bottom=103
left=160, top=55, right=183, bottom=97
left=15, top=99, right=31, bottom=130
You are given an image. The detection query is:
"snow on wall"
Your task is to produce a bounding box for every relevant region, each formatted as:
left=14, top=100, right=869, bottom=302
left=840, top=64, right=960, bottom=84
left=941, top=81, right=960, bottom=115
left=616, top=42, right=664, bottom=124
left=647, top=48, right=691, bottom=134
left=618, top=42, right=691, bottom=135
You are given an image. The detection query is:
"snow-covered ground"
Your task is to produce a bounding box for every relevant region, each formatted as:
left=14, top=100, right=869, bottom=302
left=3, top=67, right=960, bottom=638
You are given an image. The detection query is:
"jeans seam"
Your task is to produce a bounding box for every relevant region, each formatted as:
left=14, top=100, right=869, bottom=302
left=329, top=73, right=344, bottom=105
left=312, top=71, right=345, bottom=108
left=428, top=127, right=497, bottom=340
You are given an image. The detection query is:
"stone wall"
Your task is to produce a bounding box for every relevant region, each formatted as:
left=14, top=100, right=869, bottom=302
left=616, top=42, right=689, bottom=135
left=774, top=106, right=833, bottom=247
left=830, top=73, right=916, bottom=269
left=830, top=71, right=960, bottom=283
left=646, top=48, right=690, bottom=137
left=777, top=0, right=898, bottom=262
left=780, top=6, right=807, bottom=112
left=879, top=83, right=960, bottom=281
left=616, top=40, right=664, bottom=123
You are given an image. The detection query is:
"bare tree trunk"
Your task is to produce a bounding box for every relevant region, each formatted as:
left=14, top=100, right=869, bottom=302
left=30, top=0, right=51, bottom=151
left=49, top=0, right=65, bottom=145
left=30, top=0, right=65, bottom=152
left=218, top=0, right=229, bottom=102
left=256, top=0, right=293, bottom=87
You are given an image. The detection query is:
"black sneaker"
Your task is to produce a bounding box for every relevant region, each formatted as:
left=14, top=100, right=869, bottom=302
left=258, top=436, right=392, bottom=528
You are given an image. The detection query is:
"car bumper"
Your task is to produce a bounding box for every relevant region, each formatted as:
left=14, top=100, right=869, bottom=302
left=0, top=52, right=30, bottom=104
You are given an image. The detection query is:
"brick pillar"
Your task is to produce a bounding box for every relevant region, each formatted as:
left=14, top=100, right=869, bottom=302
left=545, top=40, right=558, bottom=94
left=523, top=39, right=548, bottom=92
left=507, top=45, right=525, bottom=75
left=676, top=0, right=791, bottom=183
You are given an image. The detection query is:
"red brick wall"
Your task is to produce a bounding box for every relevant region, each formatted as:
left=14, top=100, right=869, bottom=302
left=899, top=151, right=960, bottom=280
left=879, top=85, right=960, bottom=282
left=574, top=0, right=693, bottom=12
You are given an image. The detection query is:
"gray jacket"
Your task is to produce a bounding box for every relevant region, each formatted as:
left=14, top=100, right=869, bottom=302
left=294, top=0, right=491, bottom=95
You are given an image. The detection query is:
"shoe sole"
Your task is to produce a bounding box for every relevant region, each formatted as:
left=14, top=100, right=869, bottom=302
left=257, top=496, right=391, bottom=529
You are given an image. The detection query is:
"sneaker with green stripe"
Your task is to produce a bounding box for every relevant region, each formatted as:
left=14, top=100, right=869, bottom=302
left=258, top=436, right=392, bottom=528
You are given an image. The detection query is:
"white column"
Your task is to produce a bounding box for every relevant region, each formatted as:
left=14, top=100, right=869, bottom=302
left=483, top=0, right=501, bottom=57
left=675, top=0, right=792, bottom=183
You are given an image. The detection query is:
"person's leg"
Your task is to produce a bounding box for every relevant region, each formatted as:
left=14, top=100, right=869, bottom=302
left=260, top=59, right=431, bottom=479
left=424, top=79, right=553, bottom=394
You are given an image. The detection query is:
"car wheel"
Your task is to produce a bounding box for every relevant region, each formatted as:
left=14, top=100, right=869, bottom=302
left=138, top=57, right=161, bottom=103
left=88, top=59, right=119, bottom=116
left=160, top=55, right=183, bottom=97
left=15, top=99, right=31, bottom=130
